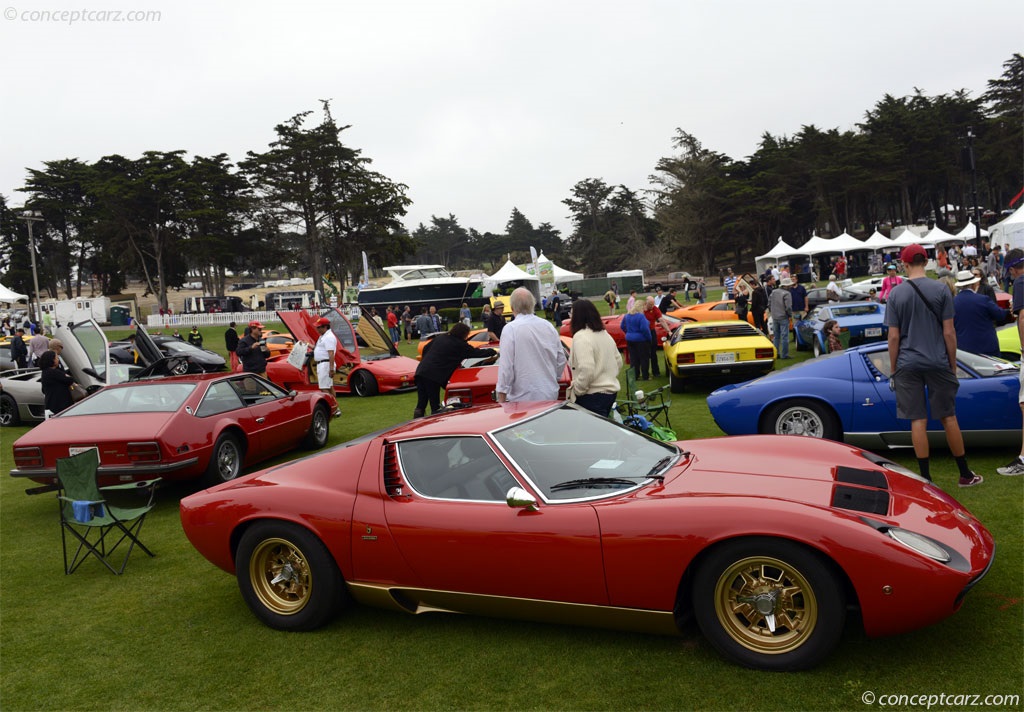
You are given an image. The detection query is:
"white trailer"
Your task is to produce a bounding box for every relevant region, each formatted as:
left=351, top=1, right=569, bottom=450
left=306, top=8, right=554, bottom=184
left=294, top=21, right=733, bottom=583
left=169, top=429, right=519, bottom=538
left=40, top=296, right=112, bottom=326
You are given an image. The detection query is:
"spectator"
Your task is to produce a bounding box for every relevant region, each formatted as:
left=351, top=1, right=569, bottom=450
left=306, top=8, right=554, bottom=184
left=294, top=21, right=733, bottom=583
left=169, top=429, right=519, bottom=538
left=414, top=322, right=496, bottom=418
left=734, top=280, right=750, bottom=322
left=236, top=320, right=269, bottom=377
left=566, top=299, right=622, bottom=416
left=826, top=274, right=843, bottom=302
left=625, top=289, right=637, bottom=313
left=401, top=306, right=413, bottom=342
left=879, top=263, right=902, bottom=303
left=885, top=244, right=981, bottom=487
left=188, top=326, right=203, bottom=348
left=387, top=306, right=401, bottom=344
left=769, top=277, right=793, bottom=359
left=414, top=307, right=434, bottom=341
left=496, top=287, right=567, bottom=403
left=622, top=301, right=651, bottom=381
left=750, top=278, right=769, bottom=333
left=643, top=296, right=672, bottom=378
left=953, top=270, right=1007, bottom=358
left=312, top=316, right=341, bottom=417
left=28, top=330, right=49, bottom=366
left=603, top=288, right=618, bottom=315
left=696, top=278, right=707, bottom=303
left=997, top=248, right=1024, bottom=477
left=225, top=321, right=240, bottom=371
left=172, top=329, right=184, bottom=340
left=485, top=301, right=506, bottom=341
left=38, top=349, right=75, bottom=416
left=790, top=278, right=807, bottom=322
left=459, top=302, right=472, bottom=327
left=428, top=306, right=441, bottom=332
left=659, top=288, right=681, bottom=314
left=824, top=319, right=843, bottom=353
left=10, top=327, right=28, bottom=368
left=723, top=268, right=737, bottom=299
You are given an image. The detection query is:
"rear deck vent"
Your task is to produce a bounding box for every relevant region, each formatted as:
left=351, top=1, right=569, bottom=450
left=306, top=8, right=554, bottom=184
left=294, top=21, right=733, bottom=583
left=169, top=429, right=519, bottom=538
left=832, top=484, right=889, bottom=515
left=835, top=466, right=888, bottom=489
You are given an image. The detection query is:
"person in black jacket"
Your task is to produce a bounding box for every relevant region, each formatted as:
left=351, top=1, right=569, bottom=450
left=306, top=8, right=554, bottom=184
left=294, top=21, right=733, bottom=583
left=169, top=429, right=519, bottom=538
left=224, top=321, right=240, bottom=371
left=413, top=322, right=496, bottom=418
left=10, top=328, right=28, bottom=368
left=39, top=349, right=75, bottom=415
left=236, top=320, right=269, bottom=376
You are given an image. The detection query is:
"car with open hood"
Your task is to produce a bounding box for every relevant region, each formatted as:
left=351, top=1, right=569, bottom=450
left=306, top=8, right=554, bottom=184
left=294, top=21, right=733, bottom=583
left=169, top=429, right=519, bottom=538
left=266, top=307, right=417, bottom=397
left=0, top=319, right=124, bottom=426
left=109, top=326, right=226, bottom=375
left=179, top=401, right=995, bottom=672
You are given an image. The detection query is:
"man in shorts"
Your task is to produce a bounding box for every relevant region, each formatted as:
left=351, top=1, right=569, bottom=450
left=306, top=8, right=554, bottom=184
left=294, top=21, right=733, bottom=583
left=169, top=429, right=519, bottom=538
left=997, top=248, right=1024, bottom=476
left=313, top=316, right=341, bottom=417
left=885, top=244, right=981, bottom=487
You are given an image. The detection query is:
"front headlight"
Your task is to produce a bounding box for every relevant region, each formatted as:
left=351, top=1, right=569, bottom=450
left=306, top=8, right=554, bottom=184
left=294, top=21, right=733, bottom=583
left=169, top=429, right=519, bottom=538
left=887, top=528, right=951, bottom=563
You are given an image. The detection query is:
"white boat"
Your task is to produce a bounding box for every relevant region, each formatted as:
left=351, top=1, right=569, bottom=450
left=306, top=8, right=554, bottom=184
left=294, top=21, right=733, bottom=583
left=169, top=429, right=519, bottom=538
left=356, top=265, right=484, bottom=311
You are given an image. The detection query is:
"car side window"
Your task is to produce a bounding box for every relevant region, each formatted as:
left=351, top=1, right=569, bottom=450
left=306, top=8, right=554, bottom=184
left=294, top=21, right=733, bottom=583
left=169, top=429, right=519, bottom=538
left=196, top=381, right=244, bottom=417
left=229, top=375, right=285, bottom=406
left=397, top=437, right=516, bottom=502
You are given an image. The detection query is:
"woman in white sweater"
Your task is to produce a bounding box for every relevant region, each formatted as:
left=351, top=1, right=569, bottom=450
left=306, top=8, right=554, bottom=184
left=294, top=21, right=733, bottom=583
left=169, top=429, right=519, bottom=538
left=567, top=299, right=622, bottom=416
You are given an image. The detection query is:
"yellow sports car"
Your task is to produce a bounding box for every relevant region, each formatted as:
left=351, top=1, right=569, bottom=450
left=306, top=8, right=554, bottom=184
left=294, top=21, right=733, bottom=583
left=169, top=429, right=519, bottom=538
left=997, top=323, right=1020, bottom=361
left=662, top=320, right=776, bottom=392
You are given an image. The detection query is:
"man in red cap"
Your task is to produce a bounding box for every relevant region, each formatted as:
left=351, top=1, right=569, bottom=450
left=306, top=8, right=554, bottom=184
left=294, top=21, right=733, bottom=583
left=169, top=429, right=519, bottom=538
left=236, top=320, right=269, bottom=377
left=313, top=316, right=341, bottom=416
left=885, top=243, right=982, bottom=487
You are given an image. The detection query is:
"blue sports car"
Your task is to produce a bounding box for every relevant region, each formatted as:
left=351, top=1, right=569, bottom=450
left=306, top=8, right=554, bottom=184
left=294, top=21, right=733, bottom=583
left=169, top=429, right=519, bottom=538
left=707, top=342, right=1021, bottom=449
left=795, top=302, right=888, bottom=357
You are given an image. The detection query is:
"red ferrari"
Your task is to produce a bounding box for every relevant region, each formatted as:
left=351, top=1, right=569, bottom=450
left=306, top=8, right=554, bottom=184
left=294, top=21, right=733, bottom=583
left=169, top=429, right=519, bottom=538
left=10, top=372, right=334, bottom=488
left=558, top=314, right=679, bottom=351
left=267, top=308, right=417, bottom=397
left=180, top=402, right=994, bottom=671
left=443, top=336, right=573, bottom=407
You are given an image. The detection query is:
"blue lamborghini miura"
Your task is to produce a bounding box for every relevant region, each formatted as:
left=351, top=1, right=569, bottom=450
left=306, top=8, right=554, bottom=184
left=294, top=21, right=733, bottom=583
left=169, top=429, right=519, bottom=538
left=707, top=342, right=1021, bottom=449
left=794, top=302, right=888, bottom=357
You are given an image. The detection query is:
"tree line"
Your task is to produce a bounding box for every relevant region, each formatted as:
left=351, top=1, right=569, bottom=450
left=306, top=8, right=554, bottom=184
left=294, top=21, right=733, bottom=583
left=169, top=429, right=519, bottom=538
left=1, top=56, right=1021, bottom=306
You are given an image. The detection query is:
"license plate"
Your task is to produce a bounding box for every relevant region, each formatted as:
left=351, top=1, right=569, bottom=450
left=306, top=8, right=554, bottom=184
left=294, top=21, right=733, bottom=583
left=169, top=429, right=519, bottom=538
left=68, top=446, right=98, bottom=457
left=714, top=352, right=736, bottom=363
left=865, top=327, right=882, bottom=337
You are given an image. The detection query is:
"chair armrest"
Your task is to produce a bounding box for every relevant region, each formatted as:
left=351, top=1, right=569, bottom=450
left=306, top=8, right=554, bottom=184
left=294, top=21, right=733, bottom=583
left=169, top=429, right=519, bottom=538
left=100, top=478, right=162, bottom=493
left=57, top=496, right=104, bottom=505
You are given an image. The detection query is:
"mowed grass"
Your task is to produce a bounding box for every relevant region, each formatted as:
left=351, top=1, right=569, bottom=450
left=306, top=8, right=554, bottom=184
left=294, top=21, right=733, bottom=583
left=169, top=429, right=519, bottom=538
left=1, top=313, right=1021, bottom=711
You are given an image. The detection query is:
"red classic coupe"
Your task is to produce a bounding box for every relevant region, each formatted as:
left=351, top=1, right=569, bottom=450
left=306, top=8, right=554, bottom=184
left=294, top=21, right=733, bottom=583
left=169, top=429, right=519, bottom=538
left=443, top=336, right=573, bottom=407
left=179, top=402, right=994, bottom=671
left=558, top=314, right=679, bottom=352
left=266, top=308, right=417, bottom=397
left=11, top=372, right=334, bottom=489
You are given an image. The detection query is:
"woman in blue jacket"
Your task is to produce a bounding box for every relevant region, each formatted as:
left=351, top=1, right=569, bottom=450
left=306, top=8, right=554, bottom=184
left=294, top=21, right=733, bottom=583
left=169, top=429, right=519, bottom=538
left=621, top=303, right=652, bottom=380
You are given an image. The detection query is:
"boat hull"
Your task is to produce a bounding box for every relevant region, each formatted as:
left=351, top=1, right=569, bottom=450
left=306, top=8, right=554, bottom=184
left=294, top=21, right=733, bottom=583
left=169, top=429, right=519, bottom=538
left=357, top=280, right=485, bottom=311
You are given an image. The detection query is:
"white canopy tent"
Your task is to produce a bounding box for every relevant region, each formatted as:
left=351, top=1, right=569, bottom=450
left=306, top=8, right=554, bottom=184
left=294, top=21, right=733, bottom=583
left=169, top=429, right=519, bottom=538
left=825, top=231, right=872, bottom=255
left=954, top=220, right=988, bottom=241
left=989, top=205, right=1024, bottom=251
left=796, top=234, right=838, bottom=255
left=0, top=283, right=28, bottom=302
left=920, top=225, right=960, bottom=246
left=533, top=253, right=584, bottom=284
left=754, top=238, right=803, bottom=275
left=862, top=230, right=898, bottom=251
left=484, top=259, right=542, bottom=302
left=890, top=227, right=930, bottom=247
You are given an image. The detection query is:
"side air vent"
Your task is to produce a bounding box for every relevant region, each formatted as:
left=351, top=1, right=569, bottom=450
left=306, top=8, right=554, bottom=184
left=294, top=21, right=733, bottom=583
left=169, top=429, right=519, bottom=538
left=382, top=441, right=404, bottom=497
left=835, top=466, right=888, bottom=489
left=832, top=484, right=889, bottom=515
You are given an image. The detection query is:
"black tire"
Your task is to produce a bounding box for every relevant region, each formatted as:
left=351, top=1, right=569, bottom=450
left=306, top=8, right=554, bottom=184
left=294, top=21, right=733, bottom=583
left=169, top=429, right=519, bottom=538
left=236, top=520, right=348, bottom=631
left=303, top=404, right=330, bottom=449
left=761, top=398, right=841, bottom=441
left=203, top=432, right=244, bottom=486
left=692, top=537, right=846, bottom=671
left=0, top=393, right=20, bottom=427
left=669, top=368, right=685, bottom=393
left=351, top=370, right=379, bottom=397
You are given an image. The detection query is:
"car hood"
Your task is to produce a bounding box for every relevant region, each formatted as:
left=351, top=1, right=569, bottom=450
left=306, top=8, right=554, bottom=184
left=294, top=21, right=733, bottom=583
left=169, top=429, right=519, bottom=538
left=277, top=308, right=360, bottom=367
left=669, top=435, right=976, bottom=532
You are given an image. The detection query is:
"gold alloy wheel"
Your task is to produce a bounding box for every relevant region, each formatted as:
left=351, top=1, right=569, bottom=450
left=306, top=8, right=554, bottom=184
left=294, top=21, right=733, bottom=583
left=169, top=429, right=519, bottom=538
left=712, top=555, right=818, bottom=654
left=248, top=536, right=313, bottom=615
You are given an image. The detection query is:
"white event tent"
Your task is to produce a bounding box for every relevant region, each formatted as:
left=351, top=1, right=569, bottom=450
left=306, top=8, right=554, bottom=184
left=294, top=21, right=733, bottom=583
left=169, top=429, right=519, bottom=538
left=533, top=253, right=584, bottom=284
left=484, top=259, right=541, bottom=302
left=954, top=220, right=988, bottom=241
left=0, top=283, right=28, bottom=303
left=890, top=227, right=930, bottom=247
left=862, top=230, right=898, bottom=251
left=989, top=205, right=1024, bottom=250
left=920, top=225, right=960, bottom=246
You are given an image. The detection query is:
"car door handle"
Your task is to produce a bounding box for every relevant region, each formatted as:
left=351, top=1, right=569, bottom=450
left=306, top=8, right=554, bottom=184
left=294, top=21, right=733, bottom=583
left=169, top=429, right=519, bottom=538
left=256, top=417, right=265, bottom=423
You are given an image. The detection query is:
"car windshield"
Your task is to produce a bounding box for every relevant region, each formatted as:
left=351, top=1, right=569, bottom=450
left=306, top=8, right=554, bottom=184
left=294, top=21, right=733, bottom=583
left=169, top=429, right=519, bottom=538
left=864, top=349, right=1018, bottom=379
left=65, top=382, right=196, bottom=415
left=491, top=405, right=679, bottom=502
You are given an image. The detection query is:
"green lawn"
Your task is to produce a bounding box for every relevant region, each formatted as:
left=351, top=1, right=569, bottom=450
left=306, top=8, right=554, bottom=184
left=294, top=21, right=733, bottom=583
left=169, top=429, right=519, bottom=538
left=1, top=313, right=1021, bottom=711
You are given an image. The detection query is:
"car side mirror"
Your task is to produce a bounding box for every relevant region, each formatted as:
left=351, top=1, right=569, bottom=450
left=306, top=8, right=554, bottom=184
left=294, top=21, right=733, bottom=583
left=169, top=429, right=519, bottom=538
left=287, top=390, right=298, bottom=399
left=506, top=486, right=538, bottom=511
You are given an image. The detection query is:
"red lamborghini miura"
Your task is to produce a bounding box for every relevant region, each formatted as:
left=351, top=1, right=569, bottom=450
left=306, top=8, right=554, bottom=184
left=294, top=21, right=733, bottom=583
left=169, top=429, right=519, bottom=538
left=180, top=402, right=994, bottom=671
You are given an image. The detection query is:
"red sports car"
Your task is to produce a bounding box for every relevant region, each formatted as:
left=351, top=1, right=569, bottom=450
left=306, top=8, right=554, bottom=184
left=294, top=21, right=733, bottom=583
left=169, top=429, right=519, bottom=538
left=180, top=402, right=994, bottom=671
left=10, top=372, right=334, bottom=489
left=266, top=308, right=417, bottom=397
left=558, top=314, right=679, bottom=351
left=443, top=336, right=573, bottom=407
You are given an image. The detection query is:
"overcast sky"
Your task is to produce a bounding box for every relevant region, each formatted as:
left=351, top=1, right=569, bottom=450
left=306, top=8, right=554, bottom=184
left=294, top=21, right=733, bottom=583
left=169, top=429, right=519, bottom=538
left=1, top=0, right=1021, bottom=239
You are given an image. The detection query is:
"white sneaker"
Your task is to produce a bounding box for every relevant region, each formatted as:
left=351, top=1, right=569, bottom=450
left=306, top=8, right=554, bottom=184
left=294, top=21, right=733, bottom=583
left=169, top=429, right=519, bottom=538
left=996, top=458, right=1024, bottom=476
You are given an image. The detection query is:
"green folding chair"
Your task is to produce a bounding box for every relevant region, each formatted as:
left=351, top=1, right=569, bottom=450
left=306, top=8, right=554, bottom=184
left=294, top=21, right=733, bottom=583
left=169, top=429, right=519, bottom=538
left=615, top=367, right=673, bottom=432
left=56, top=449, right=160, bottom=575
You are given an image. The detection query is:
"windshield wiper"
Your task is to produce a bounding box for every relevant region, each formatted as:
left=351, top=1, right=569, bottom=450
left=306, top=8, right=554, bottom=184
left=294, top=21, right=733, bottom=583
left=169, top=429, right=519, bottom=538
left=645, top=455, right=677, bottom=481
left=550, top=477, right=644, bottom=492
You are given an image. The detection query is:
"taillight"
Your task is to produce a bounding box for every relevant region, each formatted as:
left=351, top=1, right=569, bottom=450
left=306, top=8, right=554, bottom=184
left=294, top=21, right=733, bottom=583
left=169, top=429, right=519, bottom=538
left=755, top=348, right=775, bottom=359
left=13, top=447, right=42, bottom=468
left=445, top=389, right=473, bottom=406
left=676, top=353, right=695, bottom=364
left=127, top=442, right=161, bottom=462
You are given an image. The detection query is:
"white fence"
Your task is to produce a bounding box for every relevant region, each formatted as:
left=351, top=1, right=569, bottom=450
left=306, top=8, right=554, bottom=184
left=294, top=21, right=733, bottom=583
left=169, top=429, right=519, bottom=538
left=143, top=310, right=322, bottom=330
